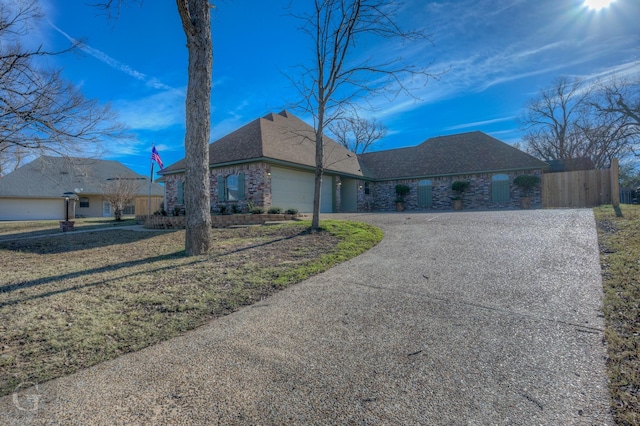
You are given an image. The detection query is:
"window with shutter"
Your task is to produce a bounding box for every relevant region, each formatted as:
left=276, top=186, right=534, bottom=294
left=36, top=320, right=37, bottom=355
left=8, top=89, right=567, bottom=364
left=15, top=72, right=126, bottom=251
left=491, top=174, right=510, bottom=203
left=418, top=180, right=432, bottom=207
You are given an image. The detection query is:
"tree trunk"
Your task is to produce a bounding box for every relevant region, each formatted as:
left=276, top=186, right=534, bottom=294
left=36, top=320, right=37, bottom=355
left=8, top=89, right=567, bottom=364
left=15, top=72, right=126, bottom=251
left=177, top=0, right=212, bottom=255
left=312, top=106, right=325, bottom=230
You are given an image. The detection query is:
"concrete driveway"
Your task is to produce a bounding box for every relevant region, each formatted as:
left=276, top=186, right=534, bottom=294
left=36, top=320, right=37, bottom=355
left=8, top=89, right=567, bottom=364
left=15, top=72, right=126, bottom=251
left=1, top=209, right=611, bottom=425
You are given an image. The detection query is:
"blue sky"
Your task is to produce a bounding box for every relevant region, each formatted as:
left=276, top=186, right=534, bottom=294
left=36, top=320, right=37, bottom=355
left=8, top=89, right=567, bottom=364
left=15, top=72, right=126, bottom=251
left=31, top=0, right=640, bottom=177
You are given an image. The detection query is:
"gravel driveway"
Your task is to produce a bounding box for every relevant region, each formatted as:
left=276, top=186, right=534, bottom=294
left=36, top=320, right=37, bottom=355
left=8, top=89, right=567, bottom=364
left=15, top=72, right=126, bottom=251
left=1, top=209, right=611, bottom=425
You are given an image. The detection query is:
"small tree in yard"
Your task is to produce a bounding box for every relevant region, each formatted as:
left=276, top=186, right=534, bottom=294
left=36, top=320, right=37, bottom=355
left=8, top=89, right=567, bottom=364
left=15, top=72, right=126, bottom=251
left=102, top=177, right=142, bottom=221
left=289, top=0, right=436, bottom=229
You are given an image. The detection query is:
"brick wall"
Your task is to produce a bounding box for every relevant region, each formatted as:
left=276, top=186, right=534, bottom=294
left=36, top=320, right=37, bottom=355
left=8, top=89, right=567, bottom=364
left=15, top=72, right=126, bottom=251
left=164, top=162, right=270, bottom=214
left=369, top=170, right=543, bottom=211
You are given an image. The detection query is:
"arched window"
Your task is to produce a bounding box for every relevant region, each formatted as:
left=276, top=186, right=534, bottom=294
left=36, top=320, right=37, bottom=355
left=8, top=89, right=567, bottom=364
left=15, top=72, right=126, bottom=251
left=418, top=179, right=433, bottom=208
left=79, top=197, right=89, bottom=208
left=492, top=174, right=510, bottom=203
left=217, top=173, right=245, bottom=202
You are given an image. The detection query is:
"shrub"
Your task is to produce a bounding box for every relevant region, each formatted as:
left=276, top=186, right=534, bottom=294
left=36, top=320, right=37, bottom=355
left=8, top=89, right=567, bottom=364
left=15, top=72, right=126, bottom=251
left=452, top=180, right=470, bottom=193
left=285, top=208, right=299, bottom=215
left=268, top=207, right=282, bottom=214
left=231, top=204, right=241, bottom=214
left=395, top=184, right=410, bottom=202
left=250, top=207, right=265, bottom=214
left=218, top=204, right=227, bottom=215
left=513, top=175, right=540, bottom=196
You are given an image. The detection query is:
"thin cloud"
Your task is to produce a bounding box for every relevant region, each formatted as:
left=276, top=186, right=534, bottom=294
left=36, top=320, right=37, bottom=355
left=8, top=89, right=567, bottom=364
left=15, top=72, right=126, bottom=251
left=445, top=116, right=517, bottom=131
left=48, top=21, right=174, bottom=91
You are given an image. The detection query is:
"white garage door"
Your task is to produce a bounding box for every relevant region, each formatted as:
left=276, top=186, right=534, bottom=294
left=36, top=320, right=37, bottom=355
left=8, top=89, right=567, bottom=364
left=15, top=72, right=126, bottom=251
left=0, top=198, right=64, bottom=221
left=271, top=167, right=333, bottom=213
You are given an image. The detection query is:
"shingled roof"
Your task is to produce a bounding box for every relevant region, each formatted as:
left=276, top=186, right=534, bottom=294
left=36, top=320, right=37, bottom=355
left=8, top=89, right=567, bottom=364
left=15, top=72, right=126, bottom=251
left=160, top=111, right=363, bottom=177
left=0, top=156, right=164, bottom=198
left=358, top=131, right=548, bottom=180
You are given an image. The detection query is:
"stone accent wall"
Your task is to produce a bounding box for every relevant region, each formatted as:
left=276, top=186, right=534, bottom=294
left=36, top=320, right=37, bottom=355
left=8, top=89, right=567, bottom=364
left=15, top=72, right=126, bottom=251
left=145, top=213, right=302, bottom=229
left=370, top=170, right=543, bottom=211
left=164, top=162, right=270, bottom=214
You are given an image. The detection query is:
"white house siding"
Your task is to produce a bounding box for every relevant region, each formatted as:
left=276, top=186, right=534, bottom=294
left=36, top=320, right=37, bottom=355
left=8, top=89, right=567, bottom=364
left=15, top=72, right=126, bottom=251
left=0, top=198, right=65, bottom=221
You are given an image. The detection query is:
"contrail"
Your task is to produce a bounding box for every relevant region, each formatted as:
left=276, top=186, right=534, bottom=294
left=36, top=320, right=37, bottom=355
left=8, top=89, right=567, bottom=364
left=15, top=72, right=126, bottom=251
left=48, top=21, right=174, bottom=91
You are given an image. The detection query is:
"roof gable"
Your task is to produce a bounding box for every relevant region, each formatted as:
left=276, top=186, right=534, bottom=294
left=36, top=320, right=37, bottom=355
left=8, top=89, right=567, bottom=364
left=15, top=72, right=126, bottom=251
left=0, top=156, right=164, bottom=198
left=160, top=111, right=363, bottom=177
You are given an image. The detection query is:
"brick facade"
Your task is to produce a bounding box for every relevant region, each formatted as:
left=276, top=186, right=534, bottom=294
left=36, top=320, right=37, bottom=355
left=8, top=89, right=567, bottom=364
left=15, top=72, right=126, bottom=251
left=360, top=170, right=543, bottom=212
left=164, top=164, right=543, bottom=214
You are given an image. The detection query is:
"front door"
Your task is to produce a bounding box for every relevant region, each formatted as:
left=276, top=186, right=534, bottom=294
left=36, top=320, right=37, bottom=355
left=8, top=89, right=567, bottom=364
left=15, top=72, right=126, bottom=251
left=102, top=201, right=112, bottom=217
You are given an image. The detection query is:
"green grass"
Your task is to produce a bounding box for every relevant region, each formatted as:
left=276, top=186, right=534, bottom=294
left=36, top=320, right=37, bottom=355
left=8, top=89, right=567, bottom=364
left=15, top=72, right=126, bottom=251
left=594, top=204, right=640, bottom=425
left=0, top=217, right=137, bottom=239
left=0, top=220, right=383, bottom=397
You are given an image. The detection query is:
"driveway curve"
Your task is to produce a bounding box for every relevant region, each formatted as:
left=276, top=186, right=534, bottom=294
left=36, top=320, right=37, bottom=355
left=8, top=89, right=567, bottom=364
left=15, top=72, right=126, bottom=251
left=1, top=209, right=611, bottom=425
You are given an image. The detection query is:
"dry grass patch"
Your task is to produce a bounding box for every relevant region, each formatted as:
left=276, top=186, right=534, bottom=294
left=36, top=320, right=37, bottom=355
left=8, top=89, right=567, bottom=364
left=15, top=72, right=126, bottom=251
left=594, top=204, right=640, bottom=425
left=0, top=220, right=383, bottom=397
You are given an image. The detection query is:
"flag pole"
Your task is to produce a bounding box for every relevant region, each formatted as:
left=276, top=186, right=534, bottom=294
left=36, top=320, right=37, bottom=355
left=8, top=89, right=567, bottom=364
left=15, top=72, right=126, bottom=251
left=148, top=144, right=154, bottom=221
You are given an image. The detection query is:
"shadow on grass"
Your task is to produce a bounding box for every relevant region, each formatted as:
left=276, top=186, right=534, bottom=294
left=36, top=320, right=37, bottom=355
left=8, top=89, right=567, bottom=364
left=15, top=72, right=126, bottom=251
left=0, top=220, right=140, bottom=242
left=0, top=228, right=177, bottom=254
left=0, top=228, right=315, bottom=306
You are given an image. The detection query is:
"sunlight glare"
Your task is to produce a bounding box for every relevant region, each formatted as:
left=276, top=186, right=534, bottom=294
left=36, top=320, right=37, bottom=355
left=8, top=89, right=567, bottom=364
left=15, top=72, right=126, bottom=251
left=583, top=0, right=616, bottom=11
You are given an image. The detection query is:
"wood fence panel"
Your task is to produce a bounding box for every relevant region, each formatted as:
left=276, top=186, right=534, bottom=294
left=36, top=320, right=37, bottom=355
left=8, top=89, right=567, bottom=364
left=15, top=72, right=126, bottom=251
left=542, top=169, right=611, bottom=208
left=135, top=197, right=164, bottom=218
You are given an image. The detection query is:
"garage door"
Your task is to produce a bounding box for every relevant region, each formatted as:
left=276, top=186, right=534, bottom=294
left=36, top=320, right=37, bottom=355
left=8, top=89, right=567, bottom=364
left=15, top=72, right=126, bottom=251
left=0, top=198, right=64, bottom=220
left=271, top=167, right=333, bottom=213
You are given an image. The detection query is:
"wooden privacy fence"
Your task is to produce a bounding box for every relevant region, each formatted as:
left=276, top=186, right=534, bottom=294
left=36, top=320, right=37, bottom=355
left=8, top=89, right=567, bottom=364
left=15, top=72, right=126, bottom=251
left=542, top=160, right=619, bottom=208
left=134, top=196, right=164, bottom=220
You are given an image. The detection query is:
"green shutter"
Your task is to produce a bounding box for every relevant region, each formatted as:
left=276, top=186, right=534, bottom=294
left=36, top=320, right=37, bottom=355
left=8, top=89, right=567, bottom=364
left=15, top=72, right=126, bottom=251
left=238, top=172, right=245, bottom=199
left=177, top=181, right=184, bottom=204
left=217, top=175, right=225, bottom=202
left=418, top=185, right=432, bottom=207
left=418, top=180, right=432, bottom=207
left=491, top=176, right=510, bottom=203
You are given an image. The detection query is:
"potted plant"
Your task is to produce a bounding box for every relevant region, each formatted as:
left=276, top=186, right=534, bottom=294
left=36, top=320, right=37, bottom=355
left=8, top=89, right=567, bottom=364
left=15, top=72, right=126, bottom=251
left=451, top=180, right=470, bottom=210
left=395, top=184, right=410, bottom=211
left=513, top=175, right=540, bottom=209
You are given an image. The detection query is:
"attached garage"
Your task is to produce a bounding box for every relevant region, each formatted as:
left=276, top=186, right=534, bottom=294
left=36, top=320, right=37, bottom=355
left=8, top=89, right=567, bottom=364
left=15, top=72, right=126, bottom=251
left=270, top=167, right=334, bottom=213
left=0, top=198, right=64, bottom=221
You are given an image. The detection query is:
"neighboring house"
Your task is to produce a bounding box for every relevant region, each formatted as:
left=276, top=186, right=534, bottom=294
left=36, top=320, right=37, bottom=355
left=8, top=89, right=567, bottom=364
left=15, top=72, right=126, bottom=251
left=160, top=111, right=548, bottom=214
left=0, top=156, right=164, bottom=221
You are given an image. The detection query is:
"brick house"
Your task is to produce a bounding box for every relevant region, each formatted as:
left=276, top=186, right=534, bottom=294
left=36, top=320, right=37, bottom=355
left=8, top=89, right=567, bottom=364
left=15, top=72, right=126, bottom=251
left=159, top=111, right=548, bottom=213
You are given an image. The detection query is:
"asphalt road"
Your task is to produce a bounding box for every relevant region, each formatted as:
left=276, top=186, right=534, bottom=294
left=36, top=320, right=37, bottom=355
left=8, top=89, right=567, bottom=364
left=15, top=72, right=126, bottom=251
left=1, top=209, right=612, bottom=425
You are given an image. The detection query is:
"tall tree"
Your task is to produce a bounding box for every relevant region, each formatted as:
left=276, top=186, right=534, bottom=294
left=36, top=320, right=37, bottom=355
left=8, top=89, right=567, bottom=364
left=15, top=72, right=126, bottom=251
left=328, top=113, right=387, bottom=154
left=290, top=0, right=434, bottom=229
left=98, top=0, right=213, bottom=255
left=593, top=76, right=640, bottom=145
left=520, top=76, right=636, bottom=169
left=176, top=0, right=213, bottom=255
left=0, top=0, right=122, bottom=175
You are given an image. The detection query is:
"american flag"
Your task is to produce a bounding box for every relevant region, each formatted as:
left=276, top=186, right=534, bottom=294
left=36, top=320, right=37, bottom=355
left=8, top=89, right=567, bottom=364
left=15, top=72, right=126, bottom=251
left=151, top=146, right=164, bottom=169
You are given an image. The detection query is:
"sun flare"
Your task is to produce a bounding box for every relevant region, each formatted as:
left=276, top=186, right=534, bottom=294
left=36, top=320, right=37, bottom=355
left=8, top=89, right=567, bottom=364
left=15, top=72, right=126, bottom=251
left=583, top=0, right=616, bottom=11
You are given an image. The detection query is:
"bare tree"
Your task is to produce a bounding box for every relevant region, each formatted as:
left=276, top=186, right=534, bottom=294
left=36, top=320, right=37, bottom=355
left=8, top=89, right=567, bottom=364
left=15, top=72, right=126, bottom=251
left=289, top=0, right=434, bottom=229
left=97, top=0, right=213, bottom=255
left=328, top=113, right=387, bottom=153
left=593, top=76, right=640, bottom=146
left=520, top=76, right=636, bottom=169
left=101, top=176, right=143, bottom=221
left=0, top=0, right=123, bottom=173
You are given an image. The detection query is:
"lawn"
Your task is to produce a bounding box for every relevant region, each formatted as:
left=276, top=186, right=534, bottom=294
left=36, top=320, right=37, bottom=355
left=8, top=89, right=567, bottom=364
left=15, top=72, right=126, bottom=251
left=0, top=220, right=383, bottom=397
left=594, top=204, right=640, bottom=426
